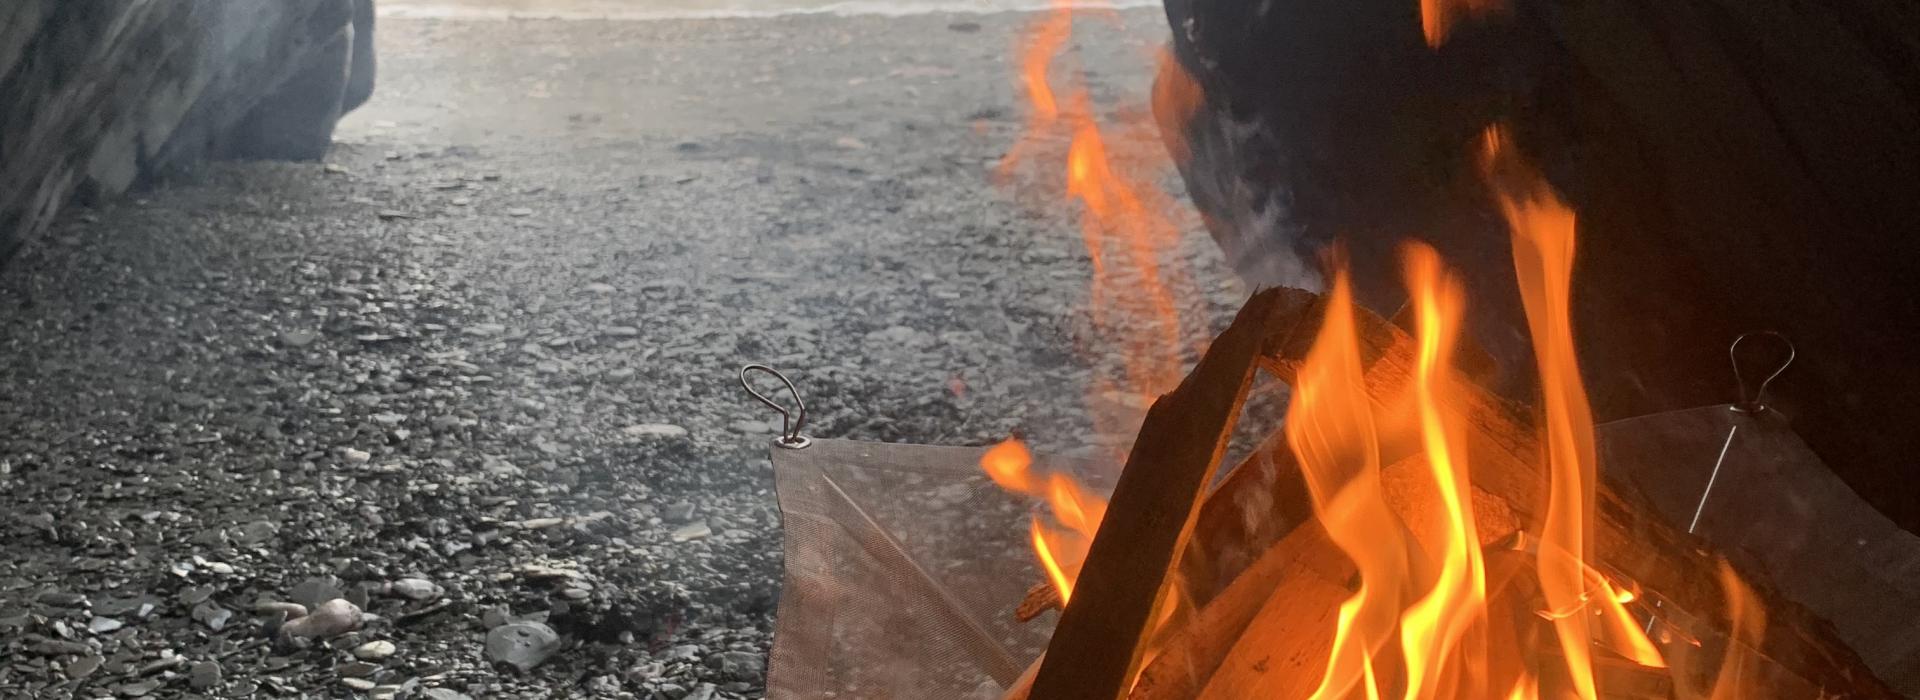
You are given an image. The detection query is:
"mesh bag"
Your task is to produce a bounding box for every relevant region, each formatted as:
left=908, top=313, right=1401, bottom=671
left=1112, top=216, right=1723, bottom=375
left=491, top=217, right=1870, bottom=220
left=765, top=439, right=1083, bottom=699
left=1598, top=406, right=1920, bottom=692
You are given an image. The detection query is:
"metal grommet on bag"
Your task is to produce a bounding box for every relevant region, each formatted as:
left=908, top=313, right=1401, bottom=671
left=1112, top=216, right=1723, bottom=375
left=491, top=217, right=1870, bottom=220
left=739, top=364, right=812, bottom=449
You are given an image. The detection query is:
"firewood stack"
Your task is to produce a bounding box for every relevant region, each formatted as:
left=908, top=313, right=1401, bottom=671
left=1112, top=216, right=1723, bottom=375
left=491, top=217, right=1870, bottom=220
left=1002, top=288, right=1900, bottom=700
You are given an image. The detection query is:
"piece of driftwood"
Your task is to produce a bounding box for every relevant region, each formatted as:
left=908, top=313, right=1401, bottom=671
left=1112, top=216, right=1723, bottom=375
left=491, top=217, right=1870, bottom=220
left=1129, top=287, right=1896, bottom=697
left=1024, top=290, right=1307, bottom=700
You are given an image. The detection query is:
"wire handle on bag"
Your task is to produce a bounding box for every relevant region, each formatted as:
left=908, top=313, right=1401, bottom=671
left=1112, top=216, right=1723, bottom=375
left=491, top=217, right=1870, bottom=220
left=740, top=364, right=811, bottom=449
left=1729, top=331, right=1795, bottom=414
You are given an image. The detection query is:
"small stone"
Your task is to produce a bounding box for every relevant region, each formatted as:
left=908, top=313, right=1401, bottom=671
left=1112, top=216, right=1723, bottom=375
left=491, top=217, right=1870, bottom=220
left=685, top=683, right=719, bottom=700
left=139, top=656, right=185, bottom=675
left=178, top=585, right=215, bottom=605
left=342, top=677, right=377, bottom=691
left=291, top=577, right=345, bottom=608
left=343, top=448, right=372, bottom=463
left=421, top=690, right=473, bottom=700
left=376, top=209, right=416, bottom=221
left=507, top=207, right=533, bottom=217
left=559, top=588, right=589, bottom=601
left=662, top=502, right=696, bottom=522
left=87, top=617, right=124, bottom=634
left=66, top=655, right=102, bottom=680
left=835, top=136, right=869, bottom=150
left=511, top=517, right=565, bottom=530
left=670, top=521, right=711, bottom=542
left=480, top=606, right=512, bottom=629
left=625, top=661, right=664, bottom=683
left=583, top=283, right=617, bottom=294
left=190, top=661, right=221, bottom=690
left=280, top=598, right=363, bottom=640
left=586, top=676, right=622, bottom=694
left=604, top=325, right=640, bottom=338
left=485, top=621, right=560, bottom=672
left=338, top=661, right=380, bottom=677
left=623, top=423, right=688, bottom=439
left=728, top=419, right=777, bottom=435
left=34, top=639, right=92, bottom=656
left=706, top=651, right=766, bottom=681
left=279, top=330, right=320, bottom=348
left=387, top=578, right=443, bottom=601
left=255, top=601, right=308, bottom=619
left=482, top=455, right=521, bottom=476
left=118, top=679, right=163, bottom=696
left=37, top=591, right=87, bottom=608
left=353, top=640, right=397, bottom=660
left=192, top=601, right=233, bottom=631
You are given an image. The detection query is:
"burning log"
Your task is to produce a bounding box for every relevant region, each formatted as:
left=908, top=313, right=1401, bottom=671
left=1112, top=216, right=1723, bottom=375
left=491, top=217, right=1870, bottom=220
left=1123, top=286, right=1902, bottom=698
left=1159, top=0, right=1920, bottom=569
left=969, top=3, right=1906, bottom=694
left=1132, top=521, right=1353, bottom=699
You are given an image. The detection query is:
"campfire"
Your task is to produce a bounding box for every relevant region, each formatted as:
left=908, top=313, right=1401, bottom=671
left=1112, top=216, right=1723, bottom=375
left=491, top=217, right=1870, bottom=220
left=746, top=2, right=1908, bottom=699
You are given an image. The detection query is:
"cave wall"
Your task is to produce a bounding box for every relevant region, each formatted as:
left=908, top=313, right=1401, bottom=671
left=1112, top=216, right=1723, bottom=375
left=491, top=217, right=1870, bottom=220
left=0, top=0, right=355, bottom=262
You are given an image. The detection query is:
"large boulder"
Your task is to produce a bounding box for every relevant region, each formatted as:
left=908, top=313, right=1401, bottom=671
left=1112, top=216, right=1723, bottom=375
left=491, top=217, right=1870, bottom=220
left=0, top=0, right=374, bottom=261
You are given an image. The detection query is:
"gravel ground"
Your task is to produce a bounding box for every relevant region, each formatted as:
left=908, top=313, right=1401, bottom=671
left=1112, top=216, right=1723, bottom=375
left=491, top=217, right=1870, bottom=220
left=0, top=10, right=1242, bottom=700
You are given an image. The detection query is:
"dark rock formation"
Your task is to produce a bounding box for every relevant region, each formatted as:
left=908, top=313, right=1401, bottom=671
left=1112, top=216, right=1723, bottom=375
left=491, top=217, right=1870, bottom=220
left=0, top=0, right=372, bottom=262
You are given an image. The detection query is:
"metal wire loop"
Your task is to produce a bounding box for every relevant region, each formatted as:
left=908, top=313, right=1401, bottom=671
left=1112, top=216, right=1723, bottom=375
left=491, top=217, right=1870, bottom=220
left=739, top=364, right=811, bottom=448
left=1729, top=331, right=1795, bottom=414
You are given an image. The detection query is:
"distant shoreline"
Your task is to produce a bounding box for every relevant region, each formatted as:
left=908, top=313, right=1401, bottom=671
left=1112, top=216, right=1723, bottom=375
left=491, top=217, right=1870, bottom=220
left=379, top=0, right=1162, bottom=21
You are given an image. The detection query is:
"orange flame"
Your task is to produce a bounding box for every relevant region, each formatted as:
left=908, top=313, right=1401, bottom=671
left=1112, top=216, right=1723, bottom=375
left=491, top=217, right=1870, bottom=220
left=1397, top=242, right=1489, bottom=700
left=1270, top=130, right=1671, bottom=698
left=1484, top=126, right=1664, bottom=697
left=982, top=437, right=1107, bottom=605
left=1289, top=267, right=1415, bottom=700
left=984, top=4, right=1720, bottom=698
left=999, top=4, right=1204, bottom=458
left=1709, top=561, right=1768, bottom=700
left=1286, top=247, right=1494, bottom=699
left=1420, top=0, right=1505, bottom=47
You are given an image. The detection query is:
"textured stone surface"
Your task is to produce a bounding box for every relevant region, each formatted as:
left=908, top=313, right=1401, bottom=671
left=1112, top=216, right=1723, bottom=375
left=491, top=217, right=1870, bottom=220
left=0, top=0, right=357, bottom=261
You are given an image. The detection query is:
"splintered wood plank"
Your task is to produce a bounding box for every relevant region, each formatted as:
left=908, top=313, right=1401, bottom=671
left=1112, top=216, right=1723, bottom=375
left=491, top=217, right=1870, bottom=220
left=1025, top=289, right=1311, bottom=700
left=1193, top=532, right=1353, bottom=700
left=1133, top=521, right=1350, bottom=700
